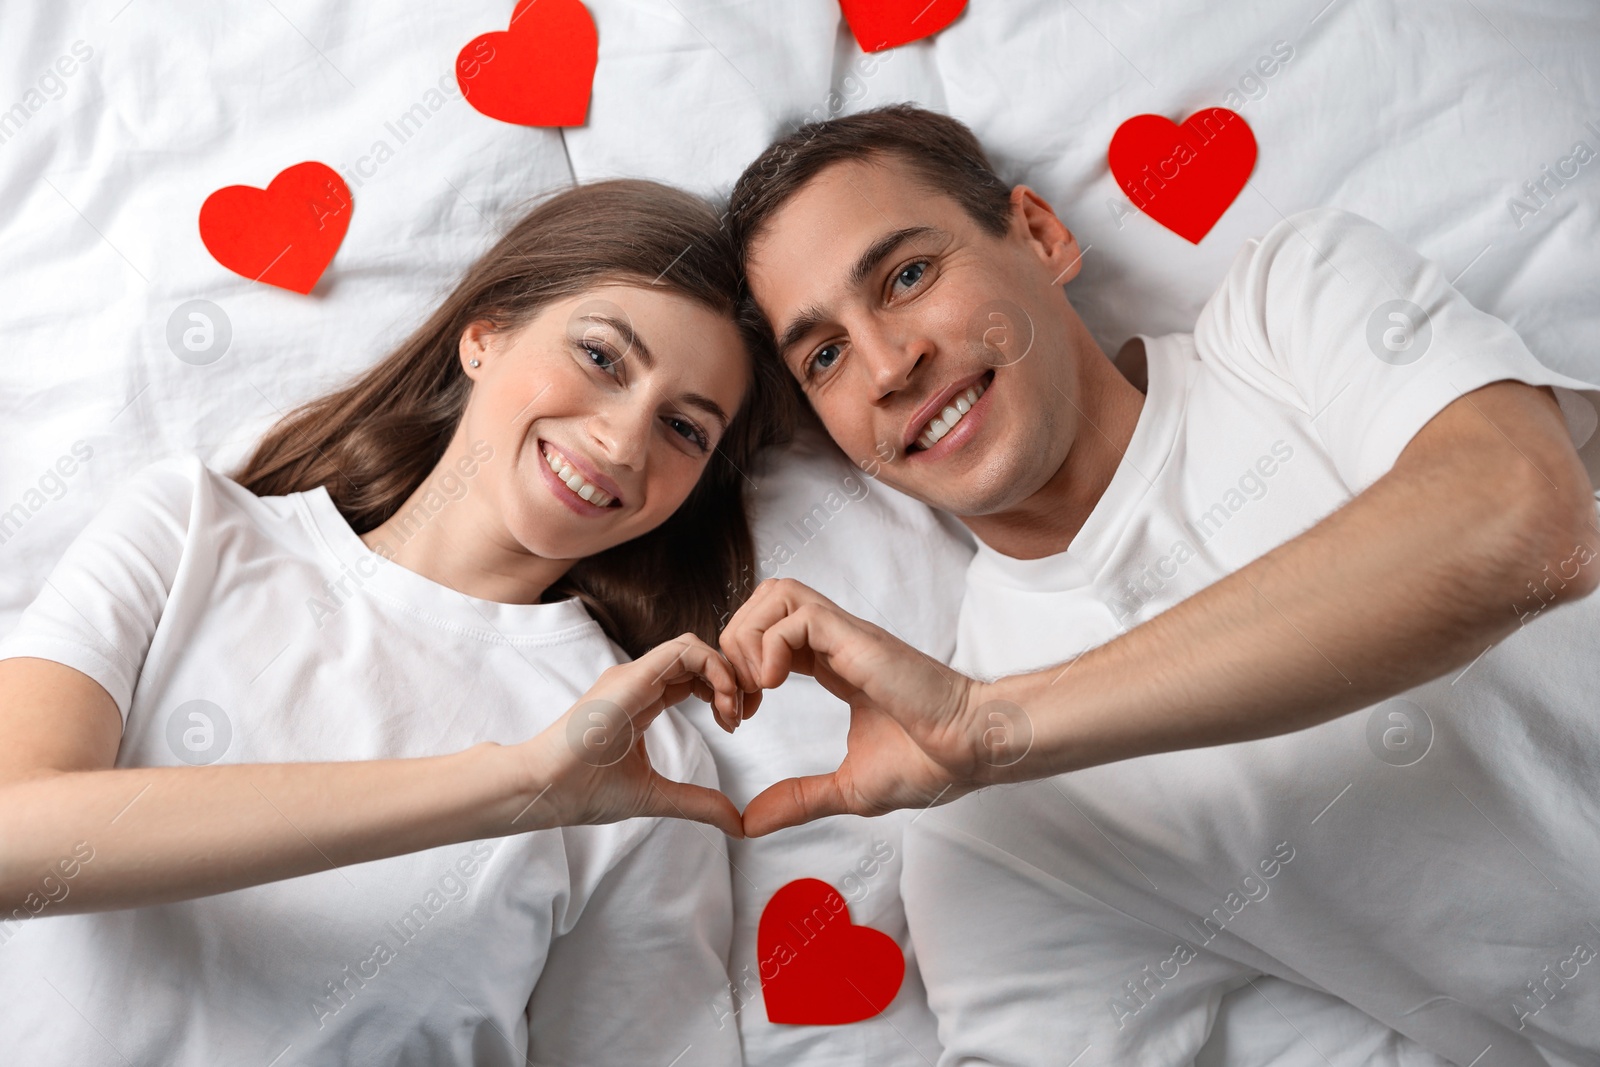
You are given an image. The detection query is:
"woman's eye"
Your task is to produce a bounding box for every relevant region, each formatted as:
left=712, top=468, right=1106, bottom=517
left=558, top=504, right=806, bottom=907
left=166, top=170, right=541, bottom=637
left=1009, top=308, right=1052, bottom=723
left=584, top=343, right=621, bottom=374
left=892, top=261, right=927, bottom=294
left=667, top=416, right=708, bottom=451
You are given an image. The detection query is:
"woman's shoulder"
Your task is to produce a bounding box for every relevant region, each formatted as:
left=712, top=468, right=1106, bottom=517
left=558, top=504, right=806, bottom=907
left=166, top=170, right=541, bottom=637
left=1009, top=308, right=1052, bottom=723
left=96, top=451, right=315, bottom=546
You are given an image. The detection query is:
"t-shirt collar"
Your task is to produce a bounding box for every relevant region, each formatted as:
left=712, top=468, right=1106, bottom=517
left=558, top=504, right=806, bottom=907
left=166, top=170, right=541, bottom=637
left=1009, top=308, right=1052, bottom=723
left=298, top=484, right=602, bottom=641
left=968, top=333, right=1188, bottom=592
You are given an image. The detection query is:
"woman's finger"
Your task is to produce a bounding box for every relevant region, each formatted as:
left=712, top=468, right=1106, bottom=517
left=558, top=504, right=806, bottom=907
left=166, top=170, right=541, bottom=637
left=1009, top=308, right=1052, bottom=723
left=669, top=636, right=742, bottom=729
left=643, top=774, right=745, bottom=838
left=639, top=634, right=743, bottom=732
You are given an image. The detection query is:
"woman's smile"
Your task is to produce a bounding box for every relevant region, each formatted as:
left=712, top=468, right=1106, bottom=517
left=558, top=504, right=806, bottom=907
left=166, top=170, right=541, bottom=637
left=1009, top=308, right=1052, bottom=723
left=537, top=437, right=624, bottom=514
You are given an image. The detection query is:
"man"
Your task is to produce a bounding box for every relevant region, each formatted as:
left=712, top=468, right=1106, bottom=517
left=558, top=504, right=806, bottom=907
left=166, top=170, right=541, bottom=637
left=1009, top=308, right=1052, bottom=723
left=717, top=105, right=1600, bottom=1065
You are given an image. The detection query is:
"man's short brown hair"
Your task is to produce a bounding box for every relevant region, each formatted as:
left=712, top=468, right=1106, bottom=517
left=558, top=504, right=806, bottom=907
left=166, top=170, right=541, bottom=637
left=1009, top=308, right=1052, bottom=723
left=727, top=104, right=1014, bottom=260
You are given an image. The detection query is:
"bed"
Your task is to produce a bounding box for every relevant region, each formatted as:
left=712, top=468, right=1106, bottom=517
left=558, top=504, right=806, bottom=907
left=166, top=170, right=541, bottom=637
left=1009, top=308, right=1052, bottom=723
left=3, top=1, right=1596, bottom=1063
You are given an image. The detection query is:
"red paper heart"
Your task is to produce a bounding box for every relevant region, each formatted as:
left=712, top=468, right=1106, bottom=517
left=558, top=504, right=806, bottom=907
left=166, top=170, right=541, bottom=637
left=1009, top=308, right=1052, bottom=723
left=1108, top=109, right=1257, bottom=244
left=457, top=0, right=598, bottom=127
left=198, top=162, right=352, bottom=295
left=840, top=0, right=966, bottom=53
left=758, top=878, right=905, bottom=1025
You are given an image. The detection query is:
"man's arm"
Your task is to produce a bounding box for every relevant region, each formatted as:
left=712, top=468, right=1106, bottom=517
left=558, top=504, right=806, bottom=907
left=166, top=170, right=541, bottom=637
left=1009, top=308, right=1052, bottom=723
left=997, top=377, right=1598, bottom=771
left=720, top=379, right=1600, bottom=835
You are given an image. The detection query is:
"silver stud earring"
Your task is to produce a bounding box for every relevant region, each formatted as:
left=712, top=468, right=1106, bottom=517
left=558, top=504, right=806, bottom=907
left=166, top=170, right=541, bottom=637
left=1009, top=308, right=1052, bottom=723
left=469, top=359, right=480, bottom=368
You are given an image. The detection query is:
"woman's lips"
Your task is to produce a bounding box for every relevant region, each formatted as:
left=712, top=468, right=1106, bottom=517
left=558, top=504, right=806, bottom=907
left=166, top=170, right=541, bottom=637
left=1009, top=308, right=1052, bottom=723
left=536, top=439, right=620, bottom=515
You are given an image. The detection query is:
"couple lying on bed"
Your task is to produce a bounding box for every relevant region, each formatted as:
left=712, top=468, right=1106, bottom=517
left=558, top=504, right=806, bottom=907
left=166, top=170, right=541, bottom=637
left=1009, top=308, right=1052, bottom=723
left=3, top=105, right=1599, bottom=1066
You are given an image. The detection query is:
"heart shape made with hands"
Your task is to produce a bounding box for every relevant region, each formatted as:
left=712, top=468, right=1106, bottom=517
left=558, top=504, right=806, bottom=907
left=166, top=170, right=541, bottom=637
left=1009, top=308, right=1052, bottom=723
left=839, top=0, right=967, bottom=52
left=456, top=0, right=598, bottom=127
left=1108, top=108, right=1257, bottom=244
left=758, top=878, right=906, bottom=1024
left=198, top=162, right=352, bottom=294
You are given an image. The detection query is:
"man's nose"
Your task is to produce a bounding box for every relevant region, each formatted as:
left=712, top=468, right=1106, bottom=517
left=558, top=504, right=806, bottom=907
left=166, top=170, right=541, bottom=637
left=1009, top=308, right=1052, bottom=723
left=860, top=319, right=933, bottom=399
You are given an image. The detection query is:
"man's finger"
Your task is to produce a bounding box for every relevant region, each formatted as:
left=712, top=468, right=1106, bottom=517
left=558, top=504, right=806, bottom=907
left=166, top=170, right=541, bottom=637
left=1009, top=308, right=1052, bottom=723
left=757, top=603, right=876, bottom=699
left=718, top=580, right=783, bottom=692
left=741, top=772, right=851, bottom=837
left=720, top=579, right=838, bottom=692
left=738, top=686, right=764, bottom=721
left=645, top=775, right=746, bottom=839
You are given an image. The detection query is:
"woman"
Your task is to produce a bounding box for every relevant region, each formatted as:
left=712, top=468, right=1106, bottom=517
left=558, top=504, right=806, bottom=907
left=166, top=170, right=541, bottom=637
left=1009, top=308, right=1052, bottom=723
left=0, top=180, right=793, bottom=1065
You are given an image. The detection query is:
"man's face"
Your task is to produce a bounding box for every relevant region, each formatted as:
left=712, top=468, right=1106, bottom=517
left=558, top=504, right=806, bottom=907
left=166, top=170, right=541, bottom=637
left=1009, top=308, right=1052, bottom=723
left=744, top=156, right=1089, bottom=517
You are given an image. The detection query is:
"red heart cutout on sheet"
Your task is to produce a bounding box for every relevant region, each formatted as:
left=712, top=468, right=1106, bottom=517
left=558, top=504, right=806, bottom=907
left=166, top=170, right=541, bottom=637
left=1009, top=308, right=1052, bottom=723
left=457, top=0, right=598, bottom=127
left=1108, top=109, right=1257, bottom=244
left=840, top=0, right=966, bottom=52
left=758, top=878, right=905, bottom=1025
left=198, top=162, right=352, bottom=294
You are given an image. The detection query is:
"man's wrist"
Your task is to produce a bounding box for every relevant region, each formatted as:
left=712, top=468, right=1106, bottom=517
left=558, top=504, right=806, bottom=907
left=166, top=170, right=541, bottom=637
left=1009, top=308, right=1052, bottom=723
left=967, top=663, right=1093, bottom=785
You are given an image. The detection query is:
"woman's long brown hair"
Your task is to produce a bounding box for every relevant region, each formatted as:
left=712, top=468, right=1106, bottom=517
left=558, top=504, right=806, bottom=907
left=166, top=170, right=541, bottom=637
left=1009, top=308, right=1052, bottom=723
left=232, top=179, right=794, bottom=658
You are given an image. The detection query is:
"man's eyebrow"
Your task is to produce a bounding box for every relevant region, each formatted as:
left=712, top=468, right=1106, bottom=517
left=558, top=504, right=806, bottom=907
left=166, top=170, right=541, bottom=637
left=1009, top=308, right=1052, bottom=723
left=773, top=225, right=943, bottom=358
left=583, top=314, right=655, bottom=371
left=847, top=225, right=940, bottom=290
left=776, top=306, right=829, bottom=358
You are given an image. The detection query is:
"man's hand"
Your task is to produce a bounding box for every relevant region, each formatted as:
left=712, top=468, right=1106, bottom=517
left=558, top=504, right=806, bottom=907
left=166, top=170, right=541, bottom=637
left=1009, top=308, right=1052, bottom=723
left=718, top=579, right=996, bottom=836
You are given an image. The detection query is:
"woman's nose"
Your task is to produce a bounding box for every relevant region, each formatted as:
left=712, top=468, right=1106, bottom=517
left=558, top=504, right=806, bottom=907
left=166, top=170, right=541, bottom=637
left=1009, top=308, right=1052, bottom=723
left=586, top=403, right=650, bottom=469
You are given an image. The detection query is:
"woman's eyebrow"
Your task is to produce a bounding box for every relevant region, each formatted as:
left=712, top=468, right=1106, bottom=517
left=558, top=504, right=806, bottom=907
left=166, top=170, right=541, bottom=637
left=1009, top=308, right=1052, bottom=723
left=581, top=314, right=656, bottom=370
left=679, top=390, right=731, bottom=430
left=580, top=314, right=730, bottom=427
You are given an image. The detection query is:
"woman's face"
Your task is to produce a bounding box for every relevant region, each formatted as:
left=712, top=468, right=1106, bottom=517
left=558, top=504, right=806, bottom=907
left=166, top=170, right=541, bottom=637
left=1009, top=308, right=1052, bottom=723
left=459, top=282, right=750, bottom=562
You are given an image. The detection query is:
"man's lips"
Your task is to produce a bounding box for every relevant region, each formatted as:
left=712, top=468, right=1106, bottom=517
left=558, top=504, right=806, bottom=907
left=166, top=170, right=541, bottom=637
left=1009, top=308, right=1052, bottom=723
left=903, top=369, right=994, bottom=451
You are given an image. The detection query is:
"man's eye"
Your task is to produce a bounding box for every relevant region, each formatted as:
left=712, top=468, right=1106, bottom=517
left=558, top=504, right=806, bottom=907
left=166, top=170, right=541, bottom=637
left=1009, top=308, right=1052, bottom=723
left=893, top=261, right=927, bottom=293
left=809, top=343, right=843, bottom=376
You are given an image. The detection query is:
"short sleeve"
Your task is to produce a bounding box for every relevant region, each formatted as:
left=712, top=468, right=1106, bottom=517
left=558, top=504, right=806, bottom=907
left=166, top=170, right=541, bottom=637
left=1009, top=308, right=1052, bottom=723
left=1193, top=208, right=1600, bottom=493
left=0, top=455, right=200, bottom=724
left=525, top=711, right=740, bottom=1066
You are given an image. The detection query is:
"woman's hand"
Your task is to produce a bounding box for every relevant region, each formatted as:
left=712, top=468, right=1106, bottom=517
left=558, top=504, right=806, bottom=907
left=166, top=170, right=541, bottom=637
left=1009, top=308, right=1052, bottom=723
left=718, top=579, right=1007, bottom=837
left=513, top=633, right=748, bottom=838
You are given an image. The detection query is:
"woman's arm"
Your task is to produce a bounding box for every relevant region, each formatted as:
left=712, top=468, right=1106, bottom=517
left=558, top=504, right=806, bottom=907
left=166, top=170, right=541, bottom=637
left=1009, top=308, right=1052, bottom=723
left=0, top=636, right=744, bottom=914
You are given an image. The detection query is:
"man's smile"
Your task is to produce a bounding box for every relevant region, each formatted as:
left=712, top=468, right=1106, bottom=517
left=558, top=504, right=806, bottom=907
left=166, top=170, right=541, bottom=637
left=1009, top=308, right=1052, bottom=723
left=904, top=369, right=995, bottom=459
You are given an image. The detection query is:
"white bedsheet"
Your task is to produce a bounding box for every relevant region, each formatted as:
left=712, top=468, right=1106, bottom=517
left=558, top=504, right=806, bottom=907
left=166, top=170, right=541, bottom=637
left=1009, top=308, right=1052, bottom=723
left=3, top=2, right=1596, bottom=1065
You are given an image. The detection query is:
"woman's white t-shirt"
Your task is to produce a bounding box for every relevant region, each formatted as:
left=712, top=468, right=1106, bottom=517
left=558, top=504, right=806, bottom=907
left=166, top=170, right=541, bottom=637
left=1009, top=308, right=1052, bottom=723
left=0, top=456, right=740, bottom=1067
left=906, top=209, right=1600, bottom=1066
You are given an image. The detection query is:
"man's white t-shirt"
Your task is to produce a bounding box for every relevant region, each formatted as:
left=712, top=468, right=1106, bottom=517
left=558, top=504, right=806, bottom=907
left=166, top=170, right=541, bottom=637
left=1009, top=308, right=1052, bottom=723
left=0, top=456, right=740, bottom=1067
left=906, top=209, right=1600, bottom=1066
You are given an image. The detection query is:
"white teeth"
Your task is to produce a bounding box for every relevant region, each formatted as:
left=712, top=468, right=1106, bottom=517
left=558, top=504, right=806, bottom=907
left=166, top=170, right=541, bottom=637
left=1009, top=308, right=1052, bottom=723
left=543, top=444, right=614, bottom=507
left=914, top=379, right=988, bottom=451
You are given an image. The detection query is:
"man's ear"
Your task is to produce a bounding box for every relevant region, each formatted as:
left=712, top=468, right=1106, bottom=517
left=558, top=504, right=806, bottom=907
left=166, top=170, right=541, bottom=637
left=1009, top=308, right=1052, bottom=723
left=1009, top=185, right=1083, bottom=285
